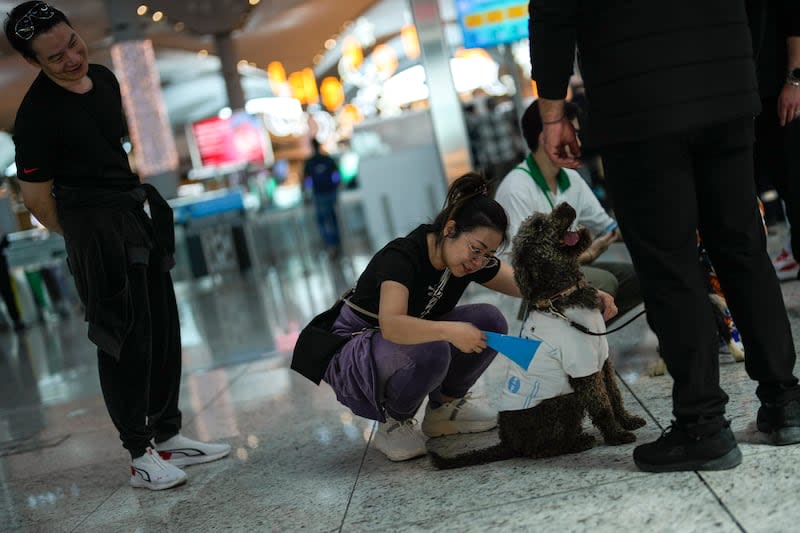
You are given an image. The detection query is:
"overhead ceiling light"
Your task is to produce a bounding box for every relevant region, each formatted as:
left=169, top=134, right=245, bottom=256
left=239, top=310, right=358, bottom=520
left=324, top=39, right=336, bottom=50
left=152, top=11, right=163, bottom=22
left=136, top=5, right=148, bottom=16
left=249, top=0, right=260, bottom=5
left=173, top=21, right=184, bottom=31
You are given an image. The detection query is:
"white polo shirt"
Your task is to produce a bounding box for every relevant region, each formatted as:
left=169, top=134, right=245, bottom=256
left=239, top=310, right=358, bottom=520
left=495, top=155, right=618, bottom=264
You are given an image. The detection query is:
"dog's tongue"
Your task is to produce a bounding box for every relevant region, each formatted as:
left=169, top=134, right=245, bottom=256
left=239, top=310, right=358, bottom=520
left=563, top=231, right=580, bottom=246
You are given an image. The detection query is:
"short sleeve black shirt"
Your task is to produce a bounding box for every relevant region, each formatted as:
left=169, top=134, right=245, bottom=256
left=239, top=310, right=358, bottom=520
left=13, top=63, right=139, bottom=189
left=349, top=224, right=502, bottom=323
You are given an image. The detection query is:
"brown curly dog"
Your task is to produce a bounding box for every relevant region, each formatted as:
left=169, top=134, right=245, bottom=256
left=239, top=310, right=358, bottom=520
left=430, top=203, right=646, bottom=469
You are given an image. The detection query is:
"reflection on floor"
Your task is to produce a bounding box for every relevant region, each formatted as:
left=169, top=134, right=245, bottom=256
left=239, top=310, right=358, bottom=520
left=1, top=227, right=800, bottom=532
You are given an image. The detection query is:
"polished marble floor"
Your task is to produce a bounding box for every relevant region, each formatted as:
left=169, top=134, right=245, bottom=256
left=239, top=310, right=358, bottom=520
left=1, top=226, right=800, bottom=532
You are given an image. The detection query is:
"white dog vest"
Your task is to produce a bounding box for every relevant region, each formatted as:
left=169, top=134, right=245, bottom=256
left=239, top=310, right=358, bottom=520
left=498, top=307, right=609, bottom=411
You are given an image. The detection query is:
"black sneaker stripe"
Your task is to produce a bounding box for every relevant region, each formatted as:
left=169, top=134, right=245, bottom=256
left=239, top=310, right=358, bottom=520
left=162, top=447, right=206, bottom=457
left=132, top=466, right=152, bottom=482
left=450, top=399, right=467, bottom=421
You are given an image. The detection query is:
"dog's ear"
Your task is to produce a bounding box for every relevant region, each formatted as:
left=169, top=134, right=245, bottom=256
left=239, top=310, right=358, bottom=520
left=511, top=251, right=539, bottom=301
left=511, top=215, right=547, bottom=299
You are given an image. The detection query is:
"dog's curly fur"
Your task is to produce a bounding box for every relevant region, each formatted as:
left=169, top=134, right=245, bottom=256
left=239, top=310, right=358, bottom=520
left=430, top=203, right=646, bottom=469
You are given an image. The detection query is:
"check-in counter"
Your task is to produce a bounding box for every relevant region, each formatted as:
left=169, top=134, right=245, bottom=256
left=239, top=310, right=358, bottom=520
left=245, top=187, right=368, bottom=273
left=2, top=229, right=72, bottom=325
left=170, top=189, right=253, bottom=280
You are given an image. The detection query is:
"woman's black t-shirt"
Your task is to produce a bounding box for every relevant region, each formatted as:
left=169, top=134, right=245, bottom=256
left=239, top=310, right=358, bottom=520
left=348, top=224, right=501, bottom=324
left=13, top=63, right=139, bottom=189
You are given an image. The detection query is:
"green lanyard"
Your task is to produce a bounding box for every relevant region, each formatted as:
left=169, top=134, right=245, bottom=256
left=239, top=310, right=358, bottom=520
left=515, top=154, right=570, bottom=210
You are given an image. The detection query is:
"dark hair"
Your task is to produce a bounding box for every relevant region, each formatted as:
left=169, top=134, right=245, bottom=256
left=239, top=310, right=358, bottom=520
left=430, top=172, right=509, bottom=246
left=520, top=99, right=581, bottom=152
left=4, top=2, right=71, bottom=60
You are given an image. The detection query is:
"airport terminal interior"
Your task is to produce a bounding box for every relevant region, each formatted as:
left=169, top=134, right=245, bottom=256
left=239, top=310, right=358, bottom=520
left=2, top=0, right=800, bottom=532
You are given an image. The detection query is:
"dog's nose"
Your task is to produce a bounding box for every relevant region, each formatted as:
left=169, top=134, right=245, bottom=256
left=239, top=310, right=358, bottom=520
left=553, top=202, right=577, bottom=220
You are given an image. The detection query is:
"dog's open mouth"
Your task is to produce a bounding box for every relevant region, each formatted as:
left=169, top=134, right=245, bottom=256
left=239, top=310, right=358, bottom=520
left=563, top=231, right=580, bottom=247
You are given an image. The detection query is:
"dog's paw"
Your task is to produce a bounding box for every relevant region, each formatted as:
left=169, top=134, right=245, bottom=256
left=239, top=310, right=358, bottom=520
left=604, top=430, right=636, bottom=445
left=618, top=414, right=646, bottom=430
left=567, top=433, right=596, bottom=453
left=728, top=341, right=745, bottom=362
left=649, top=358, right=667, bottom=377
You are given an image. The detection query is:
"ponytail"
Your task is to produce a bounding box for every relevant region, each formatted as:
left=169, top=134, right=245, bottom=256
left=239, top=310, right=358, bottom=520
left=430, top=172, right=508, bottom=245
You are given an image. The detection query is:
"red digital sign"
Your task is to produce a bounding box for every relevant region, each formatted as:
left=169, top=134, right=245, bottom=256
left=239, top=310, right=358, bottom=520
left=189, top=112, right=273, bottom=169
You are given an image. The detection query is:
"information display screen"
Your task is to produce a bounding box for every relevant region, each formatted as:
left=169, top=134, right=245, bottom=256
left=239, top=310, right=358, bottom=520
left=455, top=0, right=529, bottom=49
left=188, top=111, right=274, bottom=170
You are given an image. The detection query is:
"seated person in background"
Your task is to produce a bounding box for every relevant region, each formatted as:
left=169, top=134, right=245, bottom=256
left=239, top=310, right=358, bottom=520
left=494, top=100, right=641, bottom=326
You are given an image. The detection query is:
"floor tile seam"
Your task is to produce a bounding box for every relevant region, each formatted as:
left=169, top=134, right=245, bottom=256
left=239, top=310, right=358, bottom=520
left=338, top=421, right=378, bottom=533
left=3, top=453, right=124, bottom=484
left=180, top=348, right=288, bottom=377
left=67, top=483, right=123, bottom=533
left=340, top=473, right=665, bottom=531
left=693, top=472, right=747, bottom=532
left=615, top=368, right=668, bottom=433
left=179, top=360, right=253, bottom=428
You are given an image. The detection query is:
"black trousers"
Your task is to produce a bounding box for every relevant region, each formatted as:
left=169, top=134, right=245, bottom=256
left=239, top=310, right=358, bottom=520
left=754, top=99, right=800, bottom=256
left=602, top=117, right=798, bottom=421
left=97, top=255, right=182, bottom=459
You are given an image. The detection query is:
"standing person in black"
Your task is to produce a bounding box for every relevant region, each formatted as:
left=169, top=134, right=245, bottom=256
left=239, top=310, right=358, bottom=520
left=4, top=1, right=230, bottom=490
left=747, top=0, right=800, bottom=280
left=529, top=0, right=800, bottom=472
left=304, top=138, right=342, bottom=257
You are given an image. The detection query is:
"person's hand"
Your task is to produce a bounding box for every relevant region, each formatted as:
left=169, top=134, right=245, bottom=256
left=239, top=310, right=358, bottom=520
left=778, top=83, right=800, bottom=126
left=580, top=230, right=617, bottom=263
left=542, top=118, right=582, bottom=168
left=447, top=322, right=488, bottom=354
left=596, top=290, right=618, bottom=321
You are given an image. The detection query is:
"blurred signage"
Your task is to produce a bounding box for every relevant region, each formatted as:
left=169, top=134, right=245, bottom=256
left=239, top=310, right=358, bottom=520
left=455, top=0, right=528, bottom=49
left=187, top=111, right=274, bottom=170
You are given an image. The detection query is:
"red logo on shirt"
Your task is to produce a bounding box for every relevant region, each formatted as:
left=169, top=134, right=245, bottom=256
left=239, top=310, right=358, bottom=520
left=22, top=167, right=39, bottom=175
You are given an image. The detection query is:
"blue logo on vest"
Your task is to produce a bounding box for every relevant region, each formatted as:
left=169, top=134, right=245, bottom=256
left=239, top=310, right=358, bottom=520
left=507, top=376, right=521, bottom=393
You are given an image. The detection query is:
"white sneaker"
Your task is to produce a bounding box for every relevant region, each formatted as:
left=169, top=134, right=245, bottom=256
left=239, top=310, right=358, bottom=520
left=421, top=394, right=498, bottom=437
left=130, top=447, right=187, bottom=490
left=155, top=434, right=231, bottom=467
left=373, top=417, right=427, bottom=462
left=773, top=249, right=799, bottom=280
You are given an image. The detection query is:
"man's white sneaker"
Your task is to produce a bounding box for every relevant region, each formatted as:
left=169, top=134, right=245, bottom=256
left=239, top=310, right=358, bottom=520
left=155, top=434, right=231, bottom=467
left=130, top=447, right=187, bottom=490
left=773, top=249, right=799, bottom=280
left=421, top=394, right=497, bottom=437
left=373, top=417, right=427, bottom=462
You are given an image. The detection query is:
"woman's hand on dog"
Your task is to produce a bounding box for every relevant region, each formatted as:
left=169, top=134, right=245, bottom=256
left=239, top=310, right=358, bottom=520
left=597, top=290, right=618, bottom=321
left=447, top=322, right=488, bottom=354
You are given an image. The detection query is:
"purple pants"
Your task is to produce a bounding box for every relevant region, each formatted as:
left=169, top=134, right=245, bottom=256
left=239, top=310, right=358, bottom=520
left=323, top=303, right=508, bottom=422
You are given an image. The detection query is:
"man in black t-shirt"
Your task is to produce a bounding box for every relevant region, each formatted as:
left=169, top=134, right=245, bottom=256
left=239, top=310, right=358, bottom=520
left=4, top=1, right=230, bottom=490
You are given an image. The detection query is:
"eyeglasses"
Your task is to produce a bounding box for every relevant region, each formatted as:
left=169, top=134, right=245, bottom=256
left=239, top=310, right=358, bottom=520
left=14, top=2, right=55, bottom=41
left=467, top=239, right=498, bottom=269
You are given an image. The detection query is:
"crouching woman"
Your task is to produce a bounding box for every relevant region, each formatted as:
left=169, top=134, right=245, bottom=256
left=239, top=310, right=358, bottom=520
left=297, top=173, right=524, bottom=461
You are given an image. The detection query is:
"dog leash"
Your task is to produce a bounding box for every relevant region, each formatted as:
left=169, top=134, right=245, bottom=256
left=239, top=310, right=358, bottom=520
left=529, top=278, right=646, bottom=336
left=540, top=304, right=647, bottom=336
